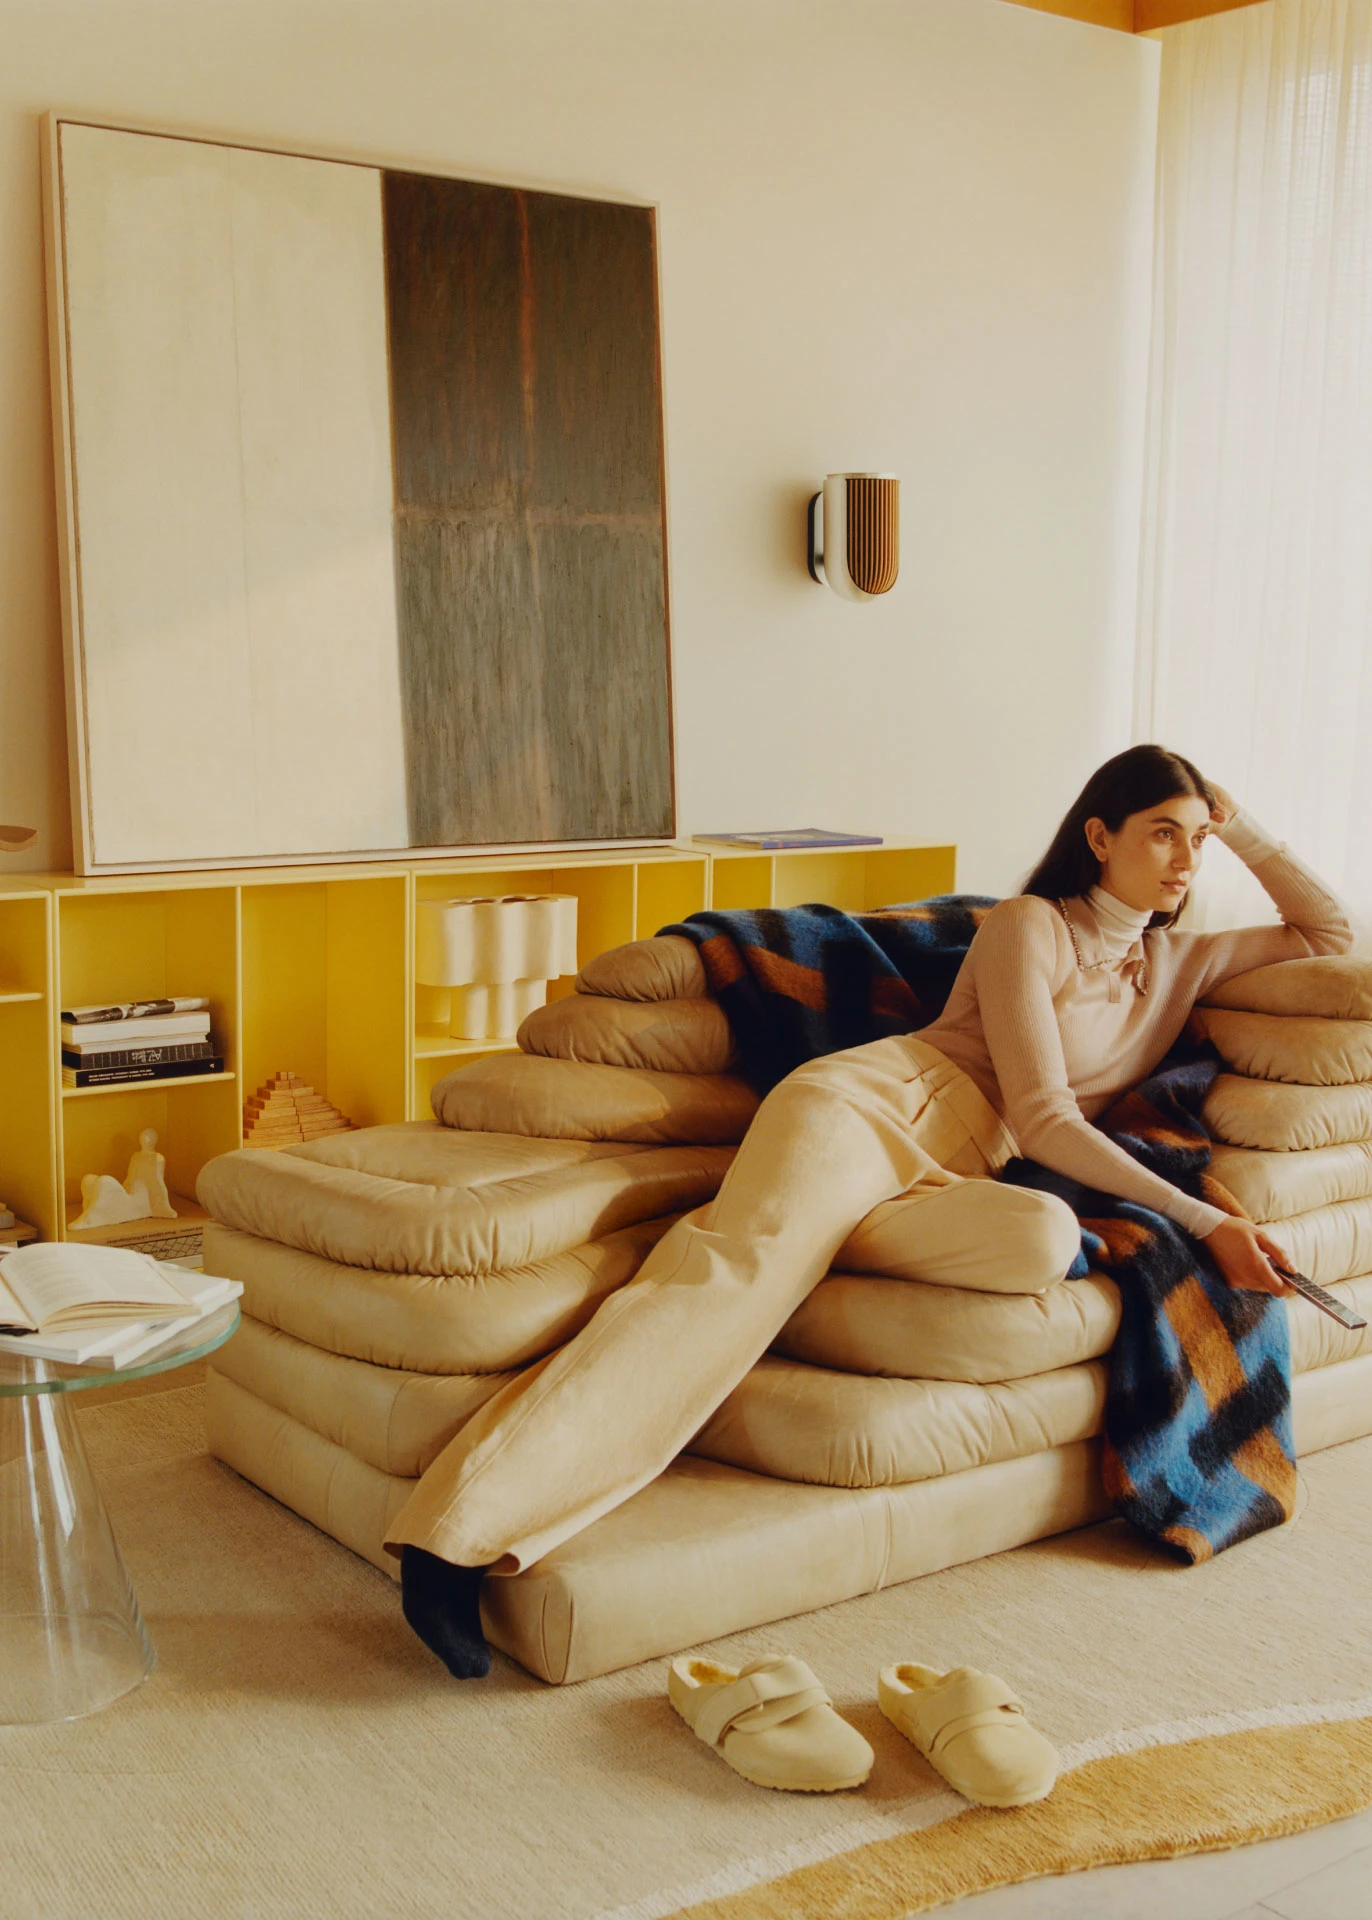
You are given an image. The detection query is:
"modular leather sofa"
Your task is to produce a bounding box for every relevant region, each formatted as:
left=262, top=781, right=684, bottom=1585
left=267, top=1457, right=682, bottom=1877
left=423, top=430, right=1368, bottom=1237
left=199, top=936, right=1372, bottom=1683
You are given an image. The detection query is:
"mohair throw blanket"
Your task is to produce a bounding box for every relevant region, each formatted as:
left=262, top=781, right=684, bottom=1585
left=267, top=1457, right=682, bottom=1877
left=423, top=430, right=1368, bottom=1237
left=663, top=899, right=1297, bottom=1563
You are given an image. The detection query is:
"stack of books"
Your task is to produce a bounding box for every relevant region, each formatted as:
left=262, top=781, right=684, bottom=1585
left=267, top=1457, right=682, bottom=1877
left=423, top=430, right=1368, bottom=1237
left=0, top=1241, right=241, bottom=1369
left=61, top=996, right=222, bottom=1089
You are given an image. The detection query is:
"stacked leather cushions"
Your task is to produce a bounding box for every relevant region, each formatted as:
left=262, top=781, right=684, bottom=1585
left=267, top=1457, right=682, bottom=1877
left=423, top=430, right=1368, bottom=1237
left=481, top=938, right=1372, bottom=1490
left=198, top=936, right=1372, bottom=1681
left=1195, top=957, right=1372, bottom=1285
left=200, top=1126, right=731, bottom=1519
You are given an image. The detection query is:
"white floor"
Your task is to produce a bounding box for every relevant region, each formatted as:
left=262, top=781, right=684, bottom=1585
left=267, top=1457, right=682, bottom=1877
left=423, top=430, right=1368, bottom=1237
left=943, top=1808, right=1372, bottom=1917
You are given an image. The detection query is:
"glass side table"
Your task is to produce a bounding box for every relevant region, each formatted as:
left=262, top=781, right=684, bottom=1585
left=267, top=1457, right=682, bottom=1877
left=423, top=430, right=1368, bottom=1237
left=0, top=1304, right=239, bottom=1725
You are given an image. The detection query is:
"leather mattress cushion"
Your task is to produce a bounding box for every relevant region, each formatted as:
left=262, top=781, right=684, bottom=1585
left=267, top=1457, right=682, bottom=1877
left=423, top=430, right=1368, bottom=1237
left=1209, top=1140, right=1372, bottom=1222
left=206, top=1360, right=1372, bottom=1683
left=698, top=1280, right=1372, bottom=1488
left=1195, top=1008, right=1372, bottom=1086
left=207, top=1269, right=1372, bottom=1530
left=576, top=934, right=708, bottom=1003
left=430, top=1053, right=758, bottom=1145
left=776, top=1272, right=1121, bottom=1382
left=201, top=1214, right=678, bottom=1373
left=212, top=1313, right=509, bottom=1476
left=1202, top=954, right=1372, bottom=1021
left=1270, top=1194, right=1372, bottom=1287
left=1202, top=1074, right=1372, bottom=1152
left=778, top=1267, right=1372, bottom=1386
left=198, top=1122, right=732, bottom=1271
left=518, top=993, right=737, bottom=1075
left=690, top=1354, right=1110, bottom=1488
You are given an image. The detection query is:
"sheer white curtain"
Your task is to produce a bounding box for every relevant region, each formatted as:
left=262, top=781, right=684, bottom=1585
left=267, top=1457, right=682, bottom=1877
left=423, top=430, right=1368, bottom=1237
left=1137, top=0, right=1372, bottom=931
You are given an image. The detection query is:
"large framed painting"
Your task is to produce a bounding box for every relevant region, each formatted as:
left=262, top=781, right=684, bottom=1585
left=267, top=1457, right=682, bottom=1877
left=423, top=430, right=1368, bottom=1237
left=43, top=116, right=674, bottom=873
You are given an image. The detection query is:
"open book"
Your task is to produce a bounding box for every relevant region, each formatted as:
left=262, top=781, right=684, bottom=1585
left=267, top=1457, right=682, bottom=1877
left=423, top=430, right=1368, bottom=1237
left=0, top=1247, right=240, bottom=1368
left=0, top=1242, right=200, bottom=1335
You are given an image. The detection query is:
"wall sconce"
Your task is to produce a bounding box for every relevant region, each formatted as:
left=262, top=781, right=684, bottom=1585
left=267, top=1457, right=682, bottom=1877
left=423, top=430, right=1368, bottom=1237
left=0, top=825, right=37, bottom=852
left=807, top=474, right=899, bottom=601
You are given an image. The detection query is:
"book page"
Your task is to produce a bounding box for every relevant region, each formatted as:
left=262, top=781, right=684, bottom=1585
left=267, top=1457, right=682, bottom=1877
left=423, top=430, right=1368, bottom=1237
left=0, top=1268, right=37, bottom=1332
left=0, top=1244, right=194, bottom=1328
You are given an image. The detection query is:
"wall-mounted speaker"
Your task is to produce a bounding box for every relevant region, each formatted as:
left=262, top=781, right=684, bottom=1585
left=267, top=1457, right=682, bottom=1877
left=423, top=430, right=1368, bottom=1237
left=807, top=473, right=900, bottom=601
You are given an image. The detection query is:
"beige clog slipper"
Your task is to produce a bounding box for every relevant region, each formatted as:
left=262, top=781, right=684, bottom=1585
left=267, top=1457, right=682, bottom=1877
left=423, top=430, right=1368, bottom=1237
left=669, top=1654, right=874, bottom=1792
left=878, top=1663, right=1058, bottom=1807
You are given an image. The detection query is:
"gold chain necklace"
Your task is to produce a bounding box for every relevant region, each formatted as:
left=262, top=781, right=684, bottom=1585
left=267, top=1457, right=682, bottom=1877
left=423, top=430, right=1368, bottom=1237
left=1057, top=897, right=1149, bottom=996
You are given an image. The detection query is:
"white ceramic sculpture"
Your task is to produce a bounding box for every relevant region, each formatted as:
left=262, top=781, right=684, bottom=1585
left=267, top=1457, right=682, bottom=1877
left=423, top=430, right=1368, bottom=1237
left=415, top=894, right=579, bottom=1040
left=70, top=1129, right=178, bottom=1230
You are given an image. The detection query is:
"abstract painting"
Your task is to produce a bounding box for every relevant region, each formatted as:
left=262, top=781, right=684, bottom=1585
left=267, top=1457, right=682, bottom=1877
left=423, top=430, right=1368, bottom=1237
left=46, top=118, right=673, bottom=872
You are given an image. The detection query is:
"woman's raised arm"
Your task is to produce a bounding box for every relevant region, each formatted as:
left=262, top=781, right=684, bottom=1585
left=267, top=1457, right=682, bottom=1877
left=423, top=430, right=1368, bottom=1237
left=1192, top=805, right=1353, bottom=995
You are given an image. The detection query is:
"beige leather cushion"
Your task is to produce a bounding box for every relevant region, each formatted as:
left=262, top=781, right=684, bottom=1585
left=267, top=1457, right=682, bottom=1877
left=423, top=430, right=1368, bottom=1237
left=430, top=1053, right=758, bottom=1146
left=1273, top=1198, right=1372, bottom=1287
left=576, top=934, right=708, bottom=1002
left=698, top=1276, right=1372, bottom=1489
left=690, top=1354, right=1109, bottom=1488
left=777, top=1267, right=1372, bottom=1384
left=201, top=1214, right=676, bottom=1373
left=213, top=1314, right=509, bottom=1476
left=208, top=1357, right=1372, bottom=1683
left=1203, top=1074, right=1372, bottom=1152
left=1197, top=1008, right=1372, bottom=1086
left=199, top=1122, right=732, bottom=1272
left=776, top=1273, right=1121, bottom=1382
left=206, top=1370, right=1116, bottom=1680
left=1202, top=955, right=1372, bottom=1021
left=1209, top=1140, right=1372, bottom=1222
left=518, top=993, right=737, bottom=1074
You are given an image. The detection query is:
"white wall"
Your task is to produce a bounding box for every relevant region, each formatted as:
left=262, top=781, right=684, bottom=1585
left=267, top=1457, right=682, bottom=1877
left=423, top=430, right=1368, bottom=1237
left=0, top=0, right=1159, bottom=893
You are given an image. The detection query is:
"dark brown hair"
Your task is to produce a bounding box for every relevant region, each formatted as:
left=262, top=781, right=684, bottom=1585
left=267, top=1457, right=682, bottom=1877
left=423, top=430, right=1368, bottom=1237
left=1022, top=744, right=1215, bottom=928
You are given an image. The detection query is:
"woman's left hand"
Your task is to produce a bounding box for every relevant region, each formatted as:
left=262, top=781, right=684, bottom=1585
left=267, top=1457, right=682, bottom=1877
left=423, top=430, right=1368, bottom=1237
left=1207, top=782, right=1239, bottom=830
left=1203, top=1216, right=1294, bottom=1295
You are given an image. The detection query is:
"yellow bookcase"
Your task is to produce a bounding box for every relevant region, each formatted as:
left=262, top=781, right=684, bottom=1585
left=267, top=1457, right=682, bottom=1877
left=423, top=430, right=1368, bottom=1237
left=0, top=840, right=955, bottom=1245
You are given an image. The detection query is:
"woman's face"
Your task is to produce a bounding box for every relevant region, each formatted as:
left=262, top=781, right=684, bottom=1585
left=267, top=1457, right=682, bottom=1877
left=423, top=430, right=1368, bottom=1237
left=1084, top=792, right=1212, bottom=915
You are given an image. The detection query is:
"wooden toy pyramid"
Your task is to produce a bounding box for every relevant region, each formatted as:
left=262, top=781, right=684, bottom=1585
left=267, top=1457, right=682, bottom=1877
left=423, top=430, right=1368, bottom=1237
left=243, top=1072, right=354, bottom=1149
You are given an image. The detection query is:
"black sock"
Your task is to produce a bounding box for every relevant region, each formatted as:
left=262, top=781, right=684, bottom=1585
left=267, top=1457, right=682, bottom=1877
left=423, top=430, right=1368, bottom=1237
left=400, top=1547, right=491, bottom=1679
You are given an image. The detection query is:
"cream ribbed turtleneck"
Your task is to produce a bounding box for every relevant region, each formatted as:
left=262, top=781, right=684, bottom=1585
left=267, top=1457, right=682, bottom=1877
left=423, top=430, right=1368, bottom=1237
left=917, top=812, right=1353, bottom=1240
left=1085, top=886, right=1152, bottom=960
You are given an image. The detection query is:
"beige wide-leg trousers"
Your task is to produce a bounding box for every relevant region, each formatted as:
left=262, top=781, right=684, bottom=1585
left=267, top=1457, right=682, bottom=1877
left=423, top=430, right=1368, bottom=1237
left=384, top=1036, right=1081, bottom=1573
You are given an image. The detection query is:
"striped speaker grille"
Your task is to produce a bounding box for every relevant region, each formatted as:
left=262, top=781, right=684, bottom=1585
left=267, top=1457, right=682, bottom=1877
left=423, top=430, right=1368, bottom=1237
left=845, top=477, right=899, bottom=595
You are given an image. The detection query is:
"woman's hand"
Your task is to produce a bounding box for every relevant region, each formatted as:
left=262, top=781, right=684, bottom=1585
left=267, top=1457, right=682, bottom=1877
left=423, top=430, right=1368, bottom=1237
left=1203, top=1216, right=1294, bottom=1294
left=1207, top=781, right=1239, bottom=831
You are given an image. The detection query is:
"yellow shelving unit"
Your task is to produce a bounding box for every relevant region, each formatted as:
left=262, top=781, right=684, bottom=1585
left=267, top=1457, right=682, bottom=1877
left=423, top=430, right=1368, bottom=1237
left=0, top=889, right=56, bottom=1243
left=1, top=839, right=955, bottom=1242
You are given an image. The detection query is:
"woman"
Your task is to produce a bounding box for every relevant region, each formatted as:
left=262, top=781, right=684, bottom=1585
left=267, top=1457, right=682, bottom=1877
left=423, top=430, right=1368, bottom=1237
left=390, top=746, right=1353, bottom=1677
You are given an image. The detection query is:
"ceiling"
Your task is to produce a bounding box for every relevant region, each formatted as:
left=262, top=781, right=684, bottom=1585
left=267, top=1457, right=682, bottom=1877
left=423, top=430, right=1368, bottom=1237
left=1004, top=0, right=1262, bottom=32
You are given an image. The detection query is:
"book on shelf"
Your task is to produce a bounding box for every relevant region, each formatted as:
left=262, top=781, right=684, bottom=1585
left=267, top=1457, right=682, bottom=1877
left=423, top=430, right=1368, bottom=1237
left=691, top=829, right=885, bottom=850
left=0, top=1245, right=240, bottom=1367
left=61, top=1039, right=215, bottom=1071
left=62, top=1054, right=224, bottom=1089
left=61, top=1012, right=212, bottom=1047
left=61, top=996, right=210, bottom=1026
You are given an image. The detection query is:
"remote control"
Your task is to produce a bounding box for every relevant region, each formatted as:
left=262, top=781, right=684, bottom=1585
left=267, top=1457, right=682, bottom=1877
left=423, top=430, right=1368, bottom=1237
left=1271, top=1264, right=1368, bottom=1331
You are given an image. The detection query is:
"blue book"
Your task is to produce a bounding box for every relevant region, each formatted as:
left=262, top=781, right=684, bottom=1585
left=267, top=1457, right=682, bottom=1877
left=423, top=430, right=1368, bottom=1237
left=692, top=829, right=884, bottom=850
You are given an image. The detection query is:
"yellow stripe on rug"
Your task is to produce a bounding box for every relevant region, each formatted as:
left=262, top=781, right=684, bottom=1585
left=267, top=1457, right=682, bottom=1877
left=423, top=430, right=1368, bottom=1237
left=667, top=1714, right=1372, bottom=1919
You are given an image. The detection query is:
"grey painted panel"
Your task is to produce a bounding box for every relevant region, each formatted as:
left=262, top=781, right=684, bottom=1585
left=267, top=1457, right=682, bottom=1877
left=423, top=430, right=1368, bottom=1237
left=384, top=171, right=673, bottom=847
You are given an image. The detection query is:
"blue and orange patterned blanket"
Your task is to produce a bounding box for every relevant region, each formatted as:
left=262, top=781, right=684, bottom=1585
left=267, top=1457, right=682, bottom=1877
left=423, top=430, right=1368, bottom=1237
left=663, top=897, right=1296, bottom=1563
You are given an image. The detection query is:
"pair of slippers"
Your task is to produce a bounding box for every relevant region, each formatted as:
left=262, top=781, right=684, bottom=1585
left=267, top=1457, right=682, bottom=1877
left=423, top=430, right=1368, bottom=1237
left=669, top=1654, right=1059, bottom=1806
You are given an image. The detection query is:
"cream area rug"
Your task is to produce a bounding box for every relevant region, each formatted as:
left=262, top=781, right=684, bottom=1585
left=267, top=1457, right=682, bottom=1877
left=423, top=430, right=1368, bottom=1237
left=3, top=1387, right=1370, bottom=1920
